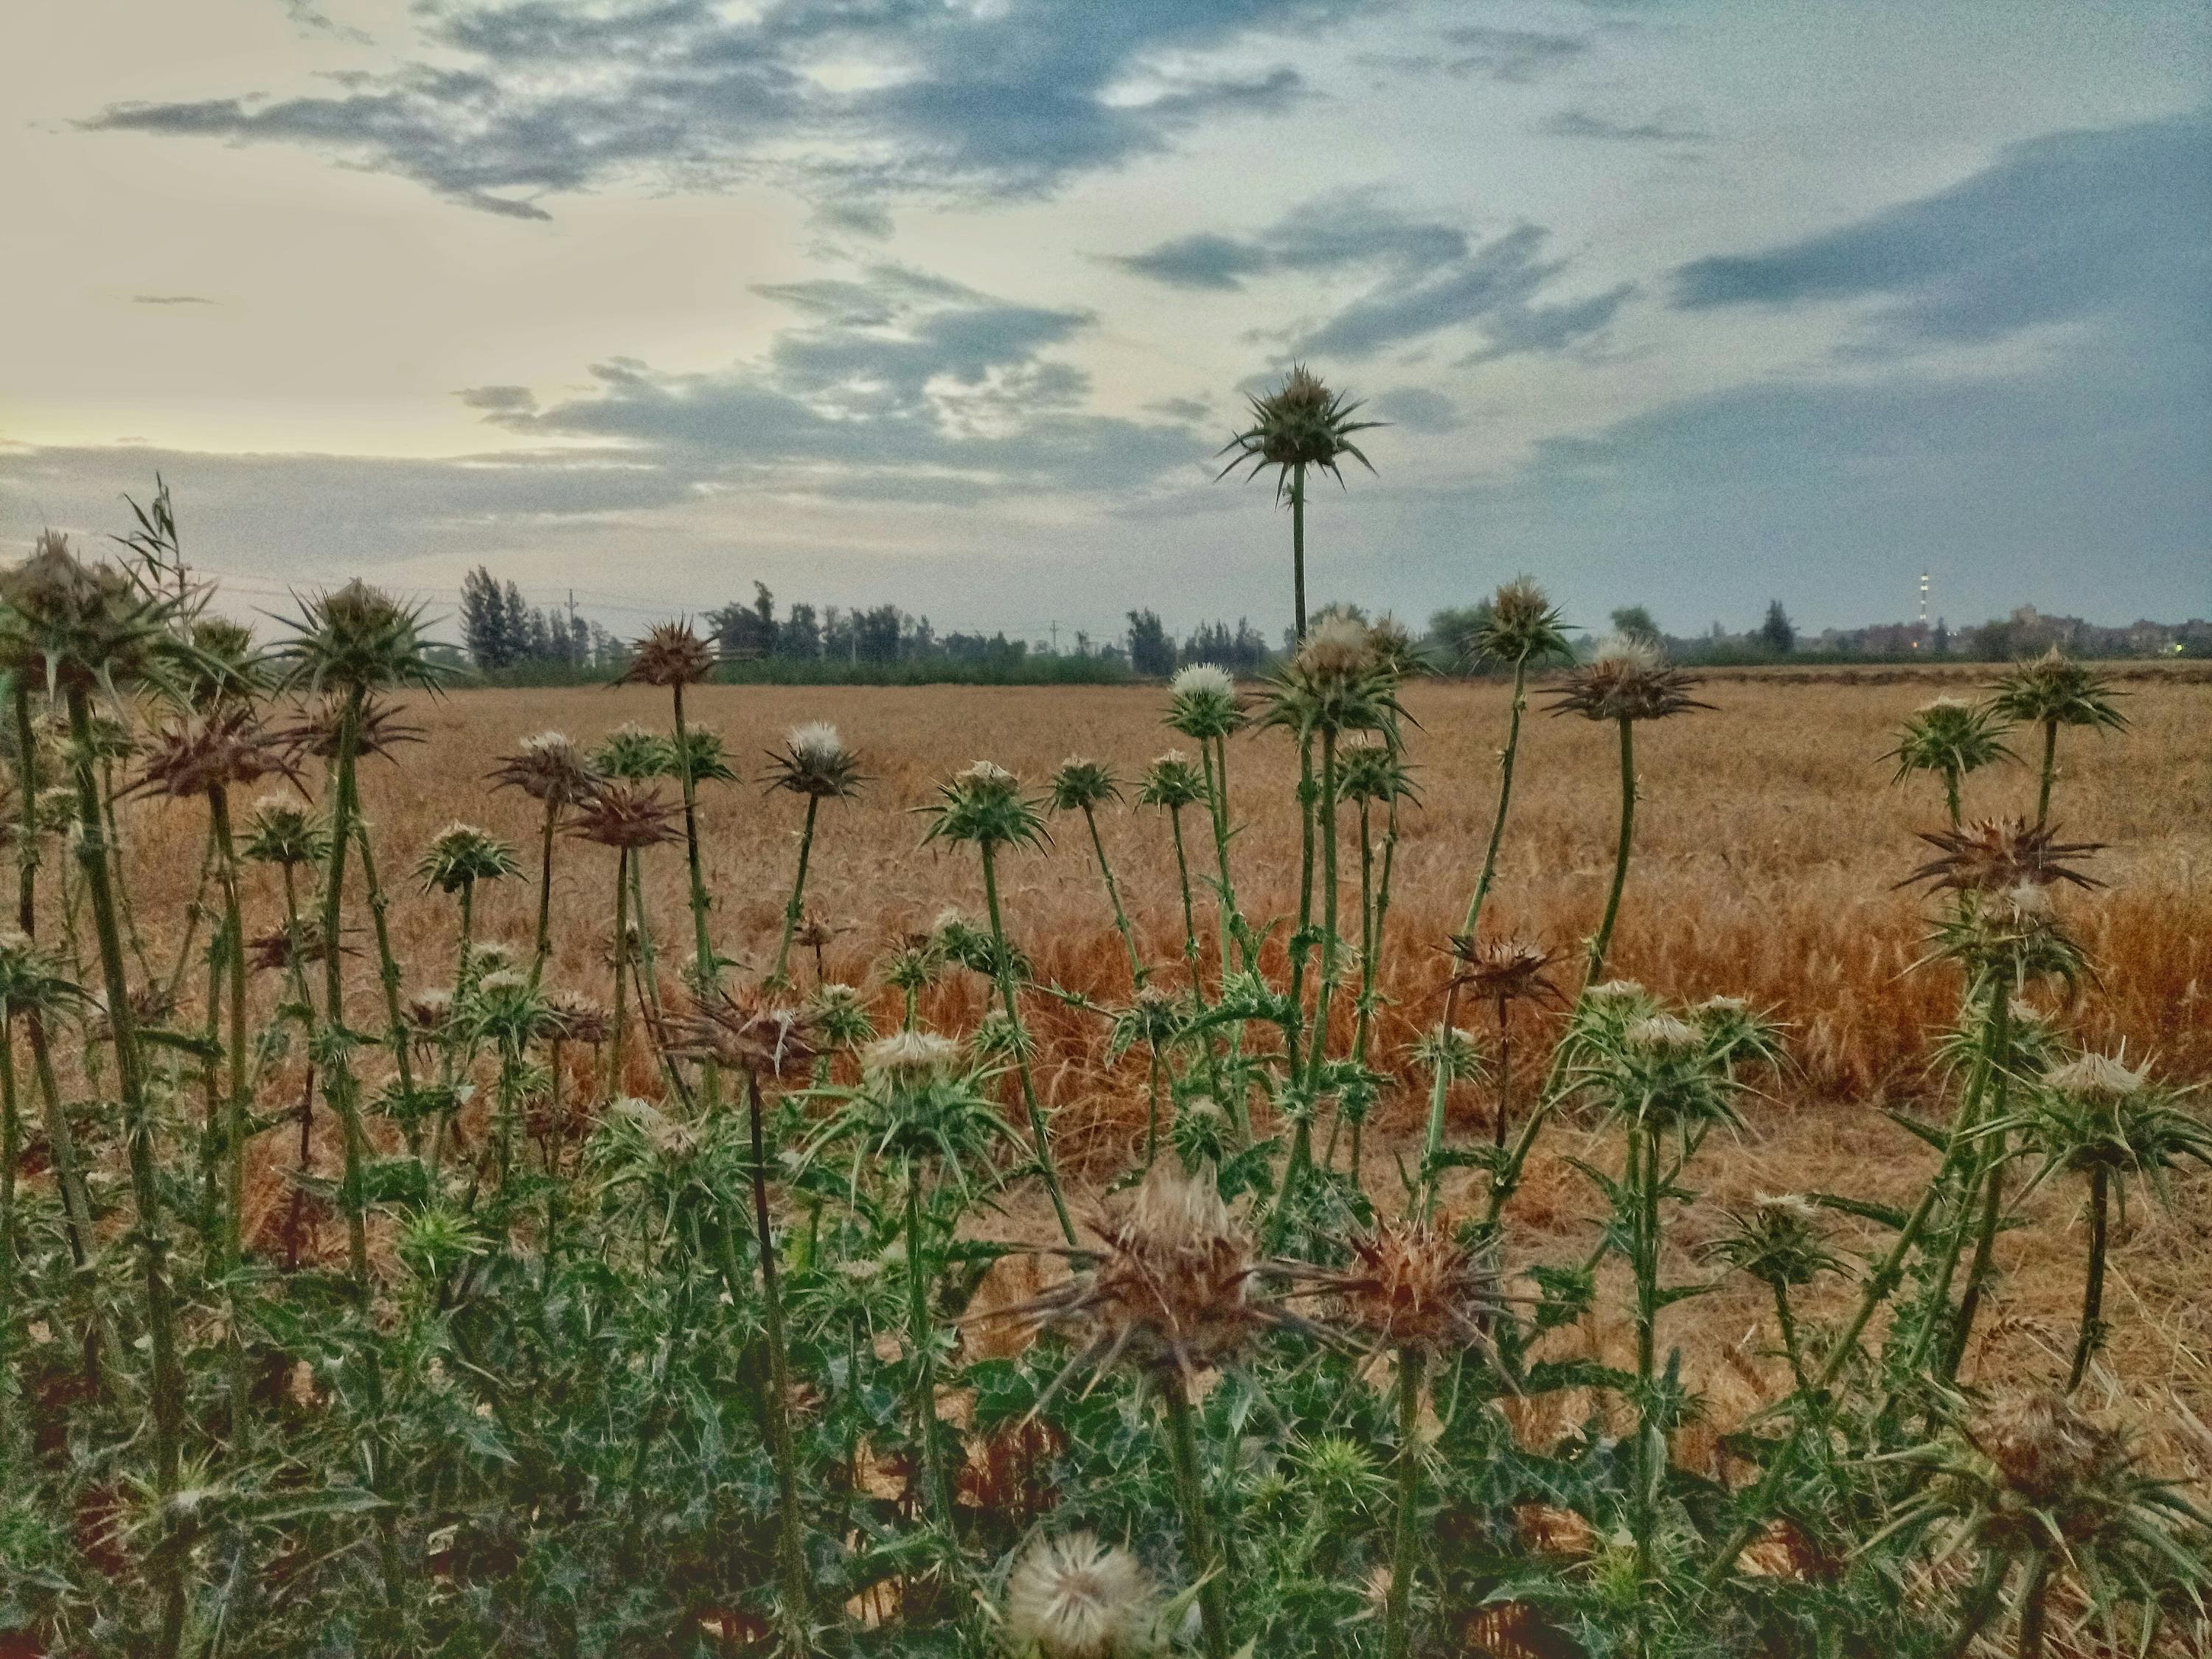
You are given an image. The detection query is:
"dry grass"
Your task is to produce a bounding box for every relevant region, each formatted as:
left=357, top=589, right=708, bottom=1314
left=98, top=666, right=2212, bottom=1482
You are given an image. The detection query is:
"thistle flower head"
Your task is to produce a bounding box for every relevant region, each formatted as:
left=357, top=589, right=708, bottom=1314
left=414, top=823, right=523, bottom=893
left=1445, top=936, right=1564, bottom=1007
left=1217, top=364, right=1381, bottom=493
left=1260, top=619, right=1406, bottom=737
left=1363, top=615, right=1428, bottom=681
left=1046, top=757, right=1121, bottom=813
left=564, top=781, right=684, bottom=850
left=404, top=988, right=455, bottom=1034
left=543, top=989, right=611, bottom=1045
left=466, top=968, right=552, bottom=1048
left=175, top=616, right=270, bottom=710
left=591, top=722, right=673, bottom=781
left=1928, top=883, right=2090, bottom=987
left=1336, top=737, right=1417, bottom=807
left=1548, top=634, right=1709, bottom=724
left=0, top=531, right=188, bottom=693
left=813, top=1030, right=1010, bottom=1177
left=666, top=987, right=818, bottom=1080
left=764, top=721, right=864, bottom=799
left=1006, top=1163, right=1280, bottom=1383
left=1692, top=995, right=1789, bottom=1071
left=1882, top=696, right=2014, bottom=783
left=275, top=580, right=445, bottom=696
left=807, top=980, right=874, bottom=1047
left=276, top=692, right=426, bottom=763
left=919, top=761, right=1049, bottom=851
left=1170, top=1095, right=1233, bottom=1171
left=1004, top=1531, right=1158, bottom=1659
left=1320, top=1219, right=1503, bottom=1353
left=880, top=932, right=945, bottom=995
left=239, top=796, right=329, bottom=868
left=861, top=1029, right=965, bottom=1082
left=489, top=731, right=602, bottom=807
left=0, top=931, right=83, bottom=1018
left=1472, top=577, right=1573, bottom=668
left=616, top=620, right=717, bottom=687
left=1582, top=1009, right=1745, bottom=1133
left=1700, top=1194, right=1841, bottom=1288
left=120, top=706, right=299, bottom=801
left=1165, top=663, right=1244, bottom=740
left=1988, top=647, right=2129, bottom=734
left=1902, top=818, right=2103, bottom=894
left=1135, top=750, right=1207, bottom=812
left=247, top=917, right=344, bottom=974
left=2013, top=1051, right=2212, bottom=1205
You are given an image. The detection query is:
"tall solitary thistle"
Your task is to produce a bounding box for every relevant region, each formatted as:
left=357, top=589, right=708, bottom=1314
left=1217, top=366, right=1381, bottom=642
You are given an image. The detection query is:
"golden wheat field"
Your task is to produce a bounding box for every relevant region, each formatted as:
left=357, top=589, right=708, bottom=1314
left=95, top=665, right=2212, bottom=1484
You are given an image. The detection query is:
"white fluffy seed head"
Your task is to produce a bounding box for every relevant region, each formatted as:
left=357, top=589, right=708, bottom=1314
left=2044, top=1051, right=2147, bottom=1100
left=861, top=1029, right=964, bottom=1082
left=1170, top=663, right=1236, bottom=699
left=1592, top=631, right=1662, bottom=672
left=1625, top=1015, right=1702, bottom=1055
left=787, top=721, right=846, bottom=765
left=1004, top=1532, right=1155, bottom=1658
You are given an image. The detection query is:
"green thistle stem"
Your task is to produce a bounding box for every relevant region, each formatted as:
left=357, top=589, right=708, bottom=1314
left=2067, top=1164, right=2109, bottom=1392
left=0, top=1023, right=17, bottom=1346
left=1168, top=804, right=1202, bottom=990
left=1308, top=729, right=1343, bottom=1093
left=607, top=849, right=631, bottom=1101
left=669, top=680, right=720, bottom=1110
left=2035, top=719, right=2059, bottom=829
left=1290, top=461, right=1307, bottom=642
left=1161, top=1377, right=1233, bottom=1659
left=350, top=818, right=420, bottom=1150
left=904, top=1159, right=955, bottom=1536
left=209, top=787, right=250, bottom=1273
left=529, top=799, right=557, bottom=987
left=1942, top=991, right=2017, bottom=1382
left=1587, top=716, right=1636, bottom=986
left=1082, top=801, right=1144, bottom=991
left=313, top=686, right=372, bottom=1295
left=745, top=1068, right=814, bottom=1638
left=66, top=683, right=187, bottom=1657
left=769, top=793, right=820, bottom=987
left=1382, top=1348, right=1426, bottom=1659
left=1285, top=738, right=1317, bottom=1081
left=979, top=840, right=1076, bottom=1246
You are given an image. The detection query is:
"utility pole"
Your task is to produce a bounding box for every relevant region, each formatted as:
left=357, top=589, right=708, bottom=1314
left=1049, top=620, right=1060, bottom=654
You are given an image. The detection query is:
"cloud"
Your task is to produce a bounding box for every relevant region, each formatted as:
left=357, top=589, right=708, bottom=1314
left=1372, top=386, right=1458, bottom=432
left=1439, top=25, right=1593, bottom=83
left=82, top=0, right=1346, bottom=218
left=132, top=293, right=218, bottom=306
left=1673, top=113, right=2211, bottom=344
left=1543, top=109, right=1706, bottom=143
left=1115, top=196, right=1633, bottom=359
left=462, top=262, right=1201, bottom=503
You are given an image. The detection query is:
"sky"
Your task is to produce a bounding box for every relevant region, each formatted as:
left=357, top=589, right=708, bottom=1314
left=2, top=0, right=2206, bottom=647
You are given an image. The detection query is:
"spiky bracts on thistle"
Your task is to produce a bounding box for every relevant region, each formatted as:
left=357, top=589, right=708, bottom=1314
left=276, top=694, right=425, bottom=763
left=1470, top=577, right=1573, bottom=669
left=488, top=730, right=602, bottom=806
left=615, top=621, right=717, bottom=689
left=1217, top=365, right=1380, bottom=490
left=239, top=795, right=328, bottom=868
left=1545, top=633, right=1709, bottom=725
left=1311, top=1219, right=1503, bottom=1354
left=119, top=706, right=299, bottom=802
left=763, top=721, right=864, bottom=799
left=1903, top=818, right=2103, bottom=895
left=1445, top=936, right=1565, bottom=1009
left=1700, top=1194, right=1843, bottom=1290
left=563, top=782, right=684, bottom=850
left=414, top=823, right=523, bottom=894
left=1165, top=664, right=1244, bottom=741
left=1988, top=648, right=2129, bottom=736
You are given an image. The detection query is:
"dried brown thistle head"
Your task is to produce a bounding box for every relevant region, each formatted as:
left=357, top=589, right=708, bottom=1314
left=1317, top=1219, right=1503, bottom=1354
left=119, top=706, right=300, bottom=801
left=664, top=987, right=819, bottom=1081
left=1902, top=817, right=2103, bottom=894
left=617, top=622, right=717, bottom=688
left=563, top=781, right=684, bottom=850
left=488, top=731, right=602, bottom=807
left=1546, top=634, right=1710, bottom=724
left=248, top=919, right=350, bottom=975
left=545, top=989, right=612, bottom=1046
left=275, top=693, right=426, bottom=763
left=1445, top=936, right=1566, bottom=1008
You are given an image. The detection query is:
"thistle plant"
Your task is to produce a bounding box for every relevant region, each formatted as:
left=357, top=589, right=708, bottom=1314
left=0, top=932, right=88, bottom=1329
left=0, top=532, right=194, bottom=1653
left=811, top=1030, right=1018, bottom=1534
left=1991, top=1052, right=2212, bottom=1390
left=1049, top=757, right=1144, bottom=990
left=1337, top=736, right=1417, bottom=1078
left=564, top=782, right=683, bottom=1099
left=1883, top=695, right=2014, bottom=827
left=1700, top=1194, right=1843, bottom=1397
left=1217, top=364, right=1382, bottom=641
left=762, top=721, right=864, bottom=987
left=489, top=731, right=602, bottom=984
left=1441, top=936, right=1564, bottom=1158
left=1987, top=648, right=2126, bottom=827
left=414, top=822, right=521, bottom=997
left=1165, top=664, right=1253, bottom=978
left=617, top=622, right=723, bottom=1032
left=1004, top=1531, right=1162, bottom=1659
left=919, top=760, right=1076, bottom=1245
left=1136, top=751, right=1208, bottom=990
left=1548, top=633, right=1710, bottom=986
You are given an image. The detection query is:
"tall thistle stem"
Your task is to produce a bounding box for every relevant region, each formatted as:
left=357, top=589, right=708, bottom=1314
left=1307, top=730, right=1343, bottom=1092
left=1160, top=1378, right=1233, bottom=1659
left=313, top=685, right=372, bottom=1295
left=1587, top=717, right=1637, bottom=985
left=1285, top=737, right=1318, bottom=1079
left=350, top=819, right=420, bottom=1149
left=669, top=681, right=720, bottom=1107
left=1167, top=803, right=1202, bottom=990
left=607, top=849, right=632, bottom=1100
left=65, top=683, right=187, bottom=1655
left=1290, top=460, right=1307, bottom=641
left=529, top=799, right=557, bottom=987
left=903, top=1158, right=955, bottom=1534
left=768, top=793, right=820, bottom=987
left=1082, top=800, right=1144, bottom=990
left=979, top=841, right=1076, bottom=1246
left=208, top=787, right=250, bottom=1269
left=2067, top=1164, right=2110, bottom=1392
left=1941, top=991, right=2016, bottom=1382
left=12, top=682, right=96, bottom=1265
left=743, top=1068, right=813, bottom=1637
left=2034, top=719, right=2059, bottom=828
left=1382, top=1348, right=1426, bottom=1659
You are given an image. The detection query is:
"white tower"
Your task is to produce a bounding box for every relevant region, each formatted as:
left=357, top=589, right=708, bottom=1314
left=1917, top=571, right=1930, bottom=647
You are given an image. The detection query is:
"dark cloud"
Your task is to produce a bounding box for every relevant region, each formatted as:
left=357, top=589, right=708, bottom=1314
left=1673, top=113, right=2211, bottom=344
left=462, top=262, right=1200, bottom=502
left=1115, top=197, right=1632, bottom=360
left=132, top=293, right=218, bottom=306
left=1439, top=25, right=1592, bottom=83
left=1372, top=386, right=1458, bottom=432
left=83, top=0, right=1346, bottom=218
left=1543, top=109, right=1706, bottom=143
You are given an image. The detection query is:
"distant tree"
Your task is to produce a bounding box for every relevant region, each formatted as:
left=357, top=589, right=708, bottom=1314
left=1970, top=619, right=2018, bottom=661
left=1933, top=616, right=1950, bottom=655
left=1759, top=600, right=1796, bottom=654
left=1428, top=602, right=1494, bottom=670
left=459, top=566, right=514, bottom=668
left=780, top=602, right=821, bottom=660
left=712, top=582, right=778, bottom=659
left=855, top=605, right=902, bottom=664
left=1127, top=609, right=1175, bottom=676
left=1610, top=605, right=1661, bottom=645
